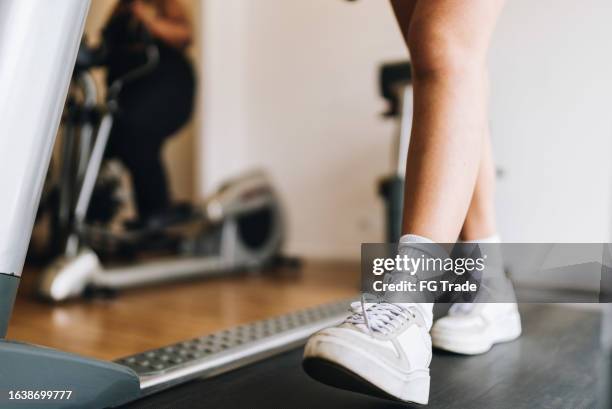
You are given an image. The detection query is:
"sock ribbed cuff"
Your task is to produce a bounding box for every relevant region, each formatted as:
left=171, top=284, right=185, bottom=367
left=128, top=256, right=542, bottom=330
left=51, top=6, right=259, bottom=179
left=461, top=234, right=501, bottom=244
left=400, top=234, right=435, bottom=244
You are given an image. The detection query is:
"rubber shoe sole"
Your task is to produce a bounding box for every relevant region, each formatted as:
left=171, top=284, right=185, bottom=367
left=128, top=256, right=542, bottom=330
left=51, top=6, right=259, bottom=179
left=431, top=311, right=522, bottom=355
left=303, top=335, right=429, bottom=404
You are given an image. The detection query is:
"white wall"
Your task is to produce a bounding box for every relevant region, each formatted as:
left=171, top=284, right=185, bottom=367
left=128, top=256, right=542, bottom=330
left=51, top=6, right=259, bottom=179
left=200, top=0, right=612, bottom=261
left=490, top=0, right=612, bottom=242
left=200, top=0, right=406, bottom=259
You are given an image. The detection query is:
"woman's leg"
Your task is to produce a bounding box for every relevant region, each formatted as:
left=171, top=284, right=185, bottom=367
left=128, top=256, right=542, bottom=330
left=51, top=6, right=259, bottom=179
left=392, top=0, right=505, bottom=243
left=432, top=134, right=522, bottom=356
left=389, top=0, right=417, bottom=34
left=108, top=114, right=172, bottom=221
left=460, top=133, right=498, bottom=241
left=124, top=144, right=171, bottom=221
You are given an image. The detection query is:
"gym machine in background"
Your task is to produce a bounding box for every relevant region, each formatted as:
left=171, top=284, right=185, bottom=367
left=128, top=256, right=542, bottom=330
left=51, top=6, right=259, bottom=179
left=34, top=27, right=288, bottom=302
left=378, top=61, right=412, bottom=243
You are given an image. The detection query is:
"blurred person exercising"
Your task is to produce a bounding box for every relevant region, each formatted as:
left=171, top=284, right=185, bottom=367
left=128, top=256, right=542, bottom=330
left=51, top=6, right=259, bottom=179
left=103, top=0, right=195, bottom=223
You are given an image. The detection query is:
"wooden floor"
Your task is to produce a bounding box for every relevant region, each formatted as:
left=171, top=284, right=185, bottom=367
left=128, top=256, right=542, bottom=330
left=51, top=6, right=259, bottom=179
left=7, top=261, right=359, bottom=361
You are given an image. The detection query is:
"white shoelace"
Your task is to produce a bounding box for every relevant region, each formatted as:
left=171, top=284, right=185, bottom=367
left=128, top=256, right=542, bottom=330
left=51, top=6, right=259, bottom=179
left=345, top=297, right=416, bottom=336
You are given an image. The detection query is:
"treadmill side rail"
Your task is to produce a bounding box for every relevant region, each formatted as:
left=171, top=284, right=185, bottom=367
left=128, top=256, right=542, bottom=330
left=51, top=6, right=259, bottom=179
left=116, top=300, right=352, bottom=396
left=0, top=340, right=140, bottom=409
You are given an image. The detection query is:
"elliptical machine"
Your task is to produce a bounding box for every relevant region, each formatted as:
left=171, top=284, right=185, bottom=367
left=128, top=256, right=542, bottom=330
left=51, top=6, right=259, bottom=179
left=39, top=35, right=287, bottom=302
left=30, top=40, right=107, bottom=261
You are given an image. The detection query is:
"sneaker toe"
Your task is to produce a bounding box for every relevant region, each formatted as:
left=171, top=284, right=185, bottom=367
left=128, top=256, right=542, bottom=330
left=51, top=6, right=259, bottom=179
left=304, top=325, right=398, bottom=364
left=432, top=315, right=487, bottom=334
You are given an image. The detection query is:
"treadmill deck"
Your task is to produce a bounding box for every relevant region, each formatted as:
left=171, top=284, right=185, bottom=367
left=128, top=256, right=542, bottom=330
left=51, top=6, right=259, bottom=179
left=122, top=304, right=601, bottom=409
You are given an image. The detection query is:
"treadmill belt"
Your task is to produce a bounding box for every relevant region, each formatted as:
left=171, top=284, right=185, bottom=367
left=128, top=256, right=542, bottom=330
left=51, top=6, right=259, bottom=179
left=122, top=305, right=601, bottom=409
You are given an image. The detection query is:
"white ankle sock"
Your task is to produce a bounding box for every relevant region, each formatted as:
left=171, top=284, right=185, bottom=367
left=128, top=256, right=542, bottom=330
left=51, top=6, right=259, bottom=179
left=400, top=234, right=436, bottom=245
left=398, top=234, right=440, bottom=330
left=458, top=233, right=513, bottom=303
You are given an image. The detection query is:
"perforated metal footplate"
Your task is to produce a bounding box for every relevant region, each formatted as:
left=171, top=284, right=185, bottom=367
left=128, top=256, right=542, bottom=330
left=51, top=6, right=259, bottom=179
left=115, top=300, right=351, bottom=396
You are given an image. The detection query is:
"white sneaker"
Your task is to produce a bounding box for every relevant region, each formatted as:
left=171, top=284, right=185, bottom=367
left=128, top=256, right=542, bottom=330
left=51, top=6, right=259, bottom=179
left=431, top=303, right=522, bottom=355
left=303, top=302, right=431, bottom=404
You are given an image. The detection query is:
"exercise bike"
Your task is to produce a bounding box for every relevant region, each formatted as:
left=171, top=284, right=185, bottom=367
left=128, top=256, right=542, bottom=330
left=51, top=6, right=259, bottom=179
left=39, top=35, right=287, bottom=302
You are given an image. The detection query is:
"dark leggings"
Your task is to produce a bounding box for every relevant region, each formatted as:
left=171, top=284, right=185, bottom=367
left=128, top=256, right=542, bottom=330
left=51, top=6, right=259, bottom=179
left=106, top=73, right=194, bottom=220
